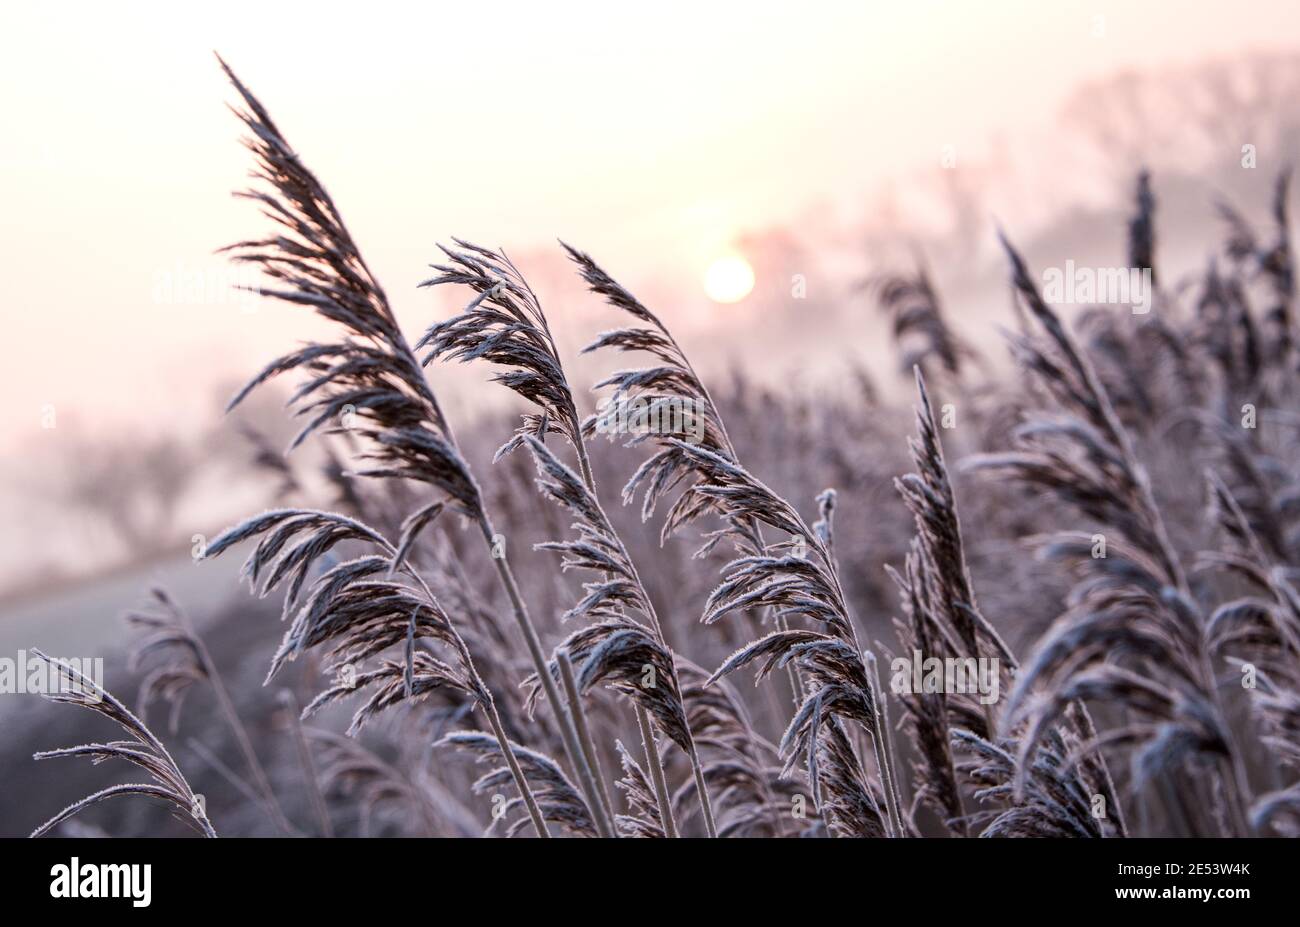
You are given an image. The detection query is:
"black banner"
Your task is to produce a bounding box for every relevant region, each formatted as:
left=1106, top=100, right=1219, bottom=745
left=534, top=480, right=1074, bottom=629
left=1, top=837, right=1283, bottom=915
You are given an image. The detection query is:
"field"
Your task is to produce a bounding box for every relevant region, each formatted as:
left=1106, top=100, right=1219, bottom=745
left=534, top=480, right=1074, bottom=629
left=7, top=61, right=1300, bottom=841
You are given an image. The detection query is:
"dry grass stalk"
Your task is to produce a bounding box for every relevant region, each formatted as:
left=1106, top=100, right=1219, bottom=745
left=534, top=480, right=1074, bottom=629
left=307, top=728, right=442, bottom=836
left=569, top=249, right=900, bottom=834
left=424, top=243, right=719, bottom=835
left=207, top=57, right=549, bottom=837
left=29, top=650, right=217, bottom=838
left=437, top=732, right=599, bottom=837
left=975, top=234, right=1248, bottom=835
left=867, top=258, right=978, bottom=382
left=127, top=587, right=292, bottom=835
left=30, top=63, right=1300, bottom=845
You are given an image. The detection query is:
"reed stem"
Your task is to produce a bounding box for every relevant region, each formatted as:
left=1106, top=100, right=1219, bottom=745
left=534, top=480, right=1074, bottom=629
left=557, top=648, right=618, bottom=837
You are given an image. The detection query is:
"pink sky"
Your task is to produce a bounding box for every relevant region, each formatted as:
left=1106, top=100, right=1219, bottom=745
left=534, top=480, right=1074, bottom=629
left=2, top=0, right=1298, bottom=439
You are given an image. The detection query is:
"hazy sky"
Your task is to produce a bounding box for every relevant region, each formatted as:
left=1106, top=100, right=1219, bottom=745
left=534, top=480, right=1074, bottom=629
left=3, top=0, right=1299, bottom=440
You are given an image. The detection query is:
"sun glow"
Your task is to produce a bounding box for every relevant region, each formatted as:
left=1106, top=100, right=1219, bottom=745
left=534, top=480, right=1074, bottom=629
left=703, top=254, right=755, bottom=304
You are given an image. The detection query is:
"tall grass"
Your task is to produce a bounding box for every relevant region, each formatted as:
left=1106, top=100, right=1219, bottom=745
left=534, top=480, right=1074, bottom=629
left=22, top=61, right=1300, bottom=840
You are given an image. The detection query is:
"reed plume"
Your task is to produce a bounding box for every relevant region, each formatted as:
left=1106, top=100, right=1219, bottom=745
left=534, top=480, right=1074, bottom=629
left=437, top=732, right=599, bottom=837
left=1128, top=168, right=1157, bottom=286
left=127, top=587, right=291, bottom=834
left=974, top=234, right=1248, bottom=835
left=570, top=246, right=901, bottom=835
left=307, top=728, right=444, bottom=837
left=422, top=241, right=718, bottom=835
left=1217, top=169, right=1294, bottom=368
left=29, top=650, right=217, bottom=838
left=204, top=57, right=548, bottom=836
left=868, top=258, right=978, bottom=382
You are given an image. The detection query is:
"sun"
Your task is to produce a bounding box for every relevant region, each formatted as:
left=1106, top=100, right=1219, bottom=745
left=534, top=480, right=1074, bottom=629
left=703, top=254, right=755, bottom=304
